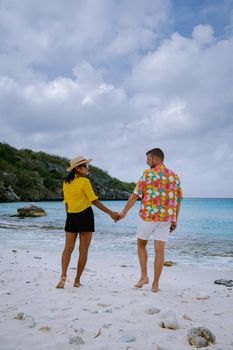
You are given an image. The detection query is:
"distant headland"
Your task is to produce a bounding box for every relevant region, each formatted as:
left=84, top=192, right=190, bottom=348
left=0, top=142, right=135, bottom=202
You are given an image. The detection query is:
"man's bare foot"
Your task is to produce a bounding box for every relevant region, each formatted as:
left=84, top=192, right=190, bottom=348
left=56, top=276, right=66, bottom=289
left=134, top=277, right=149, bottom=288
left=151, top=282, right=160, bottom=293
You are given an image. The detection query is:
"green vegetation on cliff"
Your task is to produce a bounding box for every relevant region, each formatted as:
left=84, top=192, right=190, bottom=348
left=0, top=142, right=135, bottom=202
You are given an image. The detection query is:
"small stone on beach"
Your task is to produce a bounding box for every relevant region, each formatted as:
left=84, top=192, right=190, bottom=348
left=14, top=312, right=24, bottom=320
left=214, top=279, right=233, bottom=287
left=145, top=305, right=160, bottom=315
left=196, top=292, right=210, bottom=300
left=187, top=327, right=216, bottom=348
left=156, top=341, right=172, bottom=350
left=183, top=314, right=193, bottom=321
left=119, top=335, right=136, bottom=343
left=39, top=326, right=51, bottom=333
left=158, top=309, right=179, bottom=330
left=69, top=336, right=85, bottom=345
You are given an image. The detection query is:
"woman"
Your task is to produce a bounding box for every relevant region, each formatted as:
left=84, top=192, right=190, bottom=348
left=56, top=155, right=118, bottom=288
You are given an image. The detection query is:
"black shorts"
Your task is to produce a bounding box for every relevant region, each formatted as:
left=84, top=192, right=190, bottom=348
left=65, top=206, right=95, bottom=233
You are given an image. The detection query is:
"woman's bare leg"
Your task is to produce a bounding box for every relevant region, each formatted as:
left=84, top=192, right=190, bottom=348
left=74, top=232, right=92, bottom=287
left=57, top=232, right=77, bottom=288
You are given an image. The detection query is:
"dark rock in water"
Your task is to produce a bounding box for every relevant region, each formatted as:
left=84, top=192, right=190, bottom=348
left=17, top=204, right=47, bottom=217
left=164, top=261, right=176, bottom=267
left=188, top=327, right=216, bottom=348
left=214, top=279, right=233, bottom=287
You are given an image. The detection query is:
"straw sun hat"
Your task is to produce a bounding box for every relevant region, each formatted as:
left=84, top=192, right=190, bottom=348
left=66, top=156, right=92, bottom=172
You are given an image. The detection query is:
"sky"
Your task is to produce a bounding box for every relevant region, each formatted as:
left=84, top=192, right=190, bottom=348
left=0, top=0, right=233, bottom=198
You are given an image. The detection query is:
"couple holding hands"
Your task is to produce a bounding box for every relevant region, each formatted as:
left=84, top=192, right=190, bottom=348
left=57, top=148, right=183, bottom=292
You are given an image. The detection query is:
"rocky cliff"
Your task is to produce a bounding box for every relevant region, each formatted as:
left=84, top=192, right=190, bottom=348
left=0, top=142, right=135, bottom=202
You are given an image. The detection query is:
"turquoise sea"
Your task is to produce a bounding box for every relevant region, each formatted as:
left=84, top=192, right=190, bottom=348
left=0, top=199, right=233, bottom=268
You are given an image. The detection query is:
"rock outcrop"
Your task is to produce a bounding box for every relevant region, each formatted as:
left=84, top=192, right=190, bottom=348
left=17, top=205, right=47, bottom=217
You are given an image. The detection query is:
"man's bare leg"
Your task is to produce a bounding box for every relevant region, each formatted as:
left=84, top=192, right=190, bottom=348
left=57, top=232, right=77, bottom=288
left=152, top=240, right=165, bottom=292
left=74, top=232, right=92, bottom=287
left=135, top=238, right=149, bottom=288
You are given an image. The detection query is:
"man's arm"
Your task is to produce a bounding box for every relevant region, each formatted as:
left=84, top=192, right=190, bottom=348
left=170, top=201, right=181, bottom=232
left=118, top=193, right=139, bottom=220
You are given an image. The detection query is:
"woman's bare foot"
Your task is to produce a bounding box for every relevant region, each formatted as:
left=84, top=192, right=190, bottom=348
left=151, top=282, right=160, bottom=293
left=56, top=276, right=66, bottom=289
left=74, top=279, right=83, bottom=288
left=134, top=277, right=149, bottom=288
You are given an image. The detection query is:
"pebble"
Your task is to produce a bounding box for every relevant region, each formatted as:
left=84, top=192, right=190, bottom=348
left=39, top=326, right=51, bottom=333
left=119, top=335, right=136, bottom=343
left=196, top=292, right=210, bottom=300
left=145, top=305, right=160, bottom=315
left=14, top=312, right=24, bottom=320
left=97, top=303, right=110, bottom=307
left=183, top=314, right=192, bottom=321
left=187, top=327, right=216, bottom=348
left=27, top=316, right=36, bottom=328
left=104, top=308, right=112, bottom=313
left=102, top=323, right=112, bottom=328
left=90, top=310, right=99, bottom=314
left=214, top=279, right=233, bottom=287
left=156, top=341, right=172, bottom=350
left=69, top=336, right=85, bottom=345
left=158, top=309, right=179, bottom=330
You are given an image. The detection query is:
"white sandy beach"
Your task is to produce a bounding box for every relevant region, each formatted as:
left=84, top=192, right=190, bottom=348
left=0, top=247, right=232, bottom=350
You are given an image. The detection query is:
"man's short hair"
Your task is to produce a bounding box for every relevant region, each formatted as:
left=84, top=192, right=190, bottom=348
left=146, top=148, right=164, bottom=161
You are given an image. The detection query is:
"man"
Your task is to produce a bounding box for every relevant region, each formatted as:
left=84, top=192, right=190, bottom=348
left=118, top=148, right=183, bottom=292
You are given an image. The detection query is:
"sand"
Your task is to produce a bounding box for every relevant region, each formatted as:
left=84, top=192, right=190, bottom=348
left=0, top=247, right=232, bottom=350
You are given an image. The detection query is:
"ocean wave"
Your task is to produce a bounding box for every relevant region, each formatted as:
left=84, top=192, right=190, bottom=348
left=0, top=222, right=63, bottom=231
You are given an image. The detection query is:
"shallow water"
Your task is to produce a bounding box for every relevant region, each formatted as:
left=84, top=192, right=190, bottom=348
left=0, top=199, right=233, bottom=268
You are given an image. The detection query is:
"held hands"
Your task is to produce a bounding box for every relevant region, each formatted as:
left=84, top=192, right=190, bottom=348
left=109, top=211, right=126, bottom=222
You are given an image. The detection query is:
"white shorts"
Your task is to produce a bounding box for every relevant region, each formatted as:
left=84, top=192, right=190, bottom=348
left=136, top=217, right=171, bottom=242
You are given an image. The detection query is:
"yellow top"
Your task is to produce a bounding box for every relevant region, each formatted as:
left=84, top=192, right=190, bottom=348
left=63, top=177, right=98, bottom=213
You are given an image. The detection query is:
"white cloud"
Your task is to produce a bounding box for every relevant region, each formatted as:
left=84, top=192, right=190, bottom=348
left=0, top=1, right=233, bottom=197
left=192, top=24, right=214, bottom=44
left=0, top=0, right=170, bottom=82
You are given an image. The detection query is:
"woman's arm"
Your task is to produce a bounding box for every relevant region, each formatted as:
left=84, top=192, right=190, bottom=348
left=92, top=200, right=118, bottom=221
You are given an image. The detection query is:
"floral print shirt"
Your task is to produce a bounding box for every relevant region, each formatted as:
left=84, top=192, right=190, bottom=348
left=134, top=163, right=183, bottom=222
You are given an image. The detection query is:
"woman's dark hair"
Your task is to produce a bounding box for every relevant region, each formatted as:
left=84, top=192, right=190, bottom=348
left=65, top=168, right=76, bottom=183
